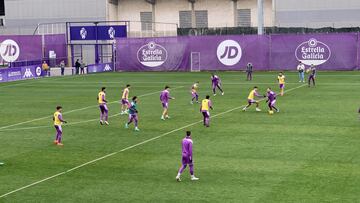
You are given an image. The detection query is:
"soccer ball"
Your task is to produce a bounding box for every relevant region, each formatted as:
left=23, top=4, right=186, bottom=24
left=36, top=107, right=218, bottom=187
left=306, top=69, right=311, bottom=73
left=268, top=110, right=274, bottom=115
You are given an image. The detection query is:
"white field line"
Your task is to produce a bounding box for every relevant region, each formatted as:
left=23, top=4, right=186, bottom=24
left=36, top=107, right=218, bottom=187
left=0, top=84, right=306, bottom=199
left=0, top=86, right=184, bottom=130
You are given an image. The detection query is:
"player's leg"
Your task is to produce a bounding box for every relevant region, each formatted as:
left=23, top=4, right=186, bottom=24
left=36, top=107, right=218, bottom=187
left=195, top=93, right=199, bottom=103
left=54, top=126, right=59, bottom=144
left=312, top=77, right=316, bottom=86
left=99, top=105, right=104, bottom=124
left=280, top=84, right=284, bottom=96
left=243, top=100, right=252, bottom=111
left=217, top=84, right=224, bottom=95
left=56, top=126, right=63, bottom=146
left=189, top=163, right=199, bottom=180
left=103, top=105, right=109, bottom=125
left=126, top=114, right=133, bottom=128
left=212, top=84, right=216, bottom=95
left=256, top=101, right=261, bottom=112
left=161, top=104, right=168, bottom=120
left=272, top=100, right=279, bottom=112
left=134, top=114, right=140, bottom=131
left=205, top=111, right=210, bottom=127
left=308, top=76, right=311, bottom=87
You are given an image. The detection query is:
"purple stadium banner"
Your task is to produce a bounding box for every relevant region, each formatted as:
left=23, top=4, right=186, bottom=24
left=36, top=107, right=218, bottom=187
left=116, top=33, right=360, bottom=71
left=0, top=35, right=42, bottom=63
left=87, top=63, right=114, bottom=74
left=44, top=34, right=67, bottom=64
left=0, top=65, right=43, bottom=83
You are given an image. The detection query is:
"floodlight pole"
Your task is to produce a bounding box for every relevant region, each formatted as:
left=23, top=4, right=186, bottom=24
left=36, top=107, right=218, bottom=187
left=257, top=0, right=264, bottom=35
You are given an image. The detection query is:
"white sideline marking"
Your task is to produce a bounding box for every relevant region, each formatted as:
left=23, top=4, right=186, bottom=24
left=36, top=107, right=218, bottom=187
left=0, top=86, right=184, bottom=130
left=0, top=84, right=306, bottom=198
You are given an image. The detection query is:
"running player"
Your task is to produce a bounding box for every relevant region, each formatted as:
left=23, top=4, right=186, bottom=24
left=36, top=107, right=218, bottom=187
left=211, top=73, right=224, bottom=96
left=308, top=64, right=316, bottom=87
left=121, top=84, right=131, bottom=115
left=97, top=87, right=109, bottom=125
left=266, top=88, right=279, bottom=113
left=125, top=96, right=140, bottom=131
left=160, top=86, right=175, bottom=120
left=242, top=86, right=265, bottom=112
left=176, top=131, right=199, bottom=182
left=53, top=106, right=67, bottom=146
left=190, top=82, right=199, bottom=104
left=278, top=72, right=286, bottom=96
left=200, top=95, right=213, bottom=127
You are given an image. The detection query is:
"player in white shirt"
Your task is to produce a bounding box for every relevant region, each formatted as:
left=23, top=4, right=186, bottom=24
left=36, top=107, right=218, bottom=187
left=297, top=61, right=306, bottom=83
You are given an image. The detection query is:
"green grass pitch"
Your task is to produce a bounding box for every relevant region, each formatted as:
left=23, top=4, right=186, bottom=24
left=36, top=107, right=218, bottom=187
left=0, top=71, right=359, bottom=202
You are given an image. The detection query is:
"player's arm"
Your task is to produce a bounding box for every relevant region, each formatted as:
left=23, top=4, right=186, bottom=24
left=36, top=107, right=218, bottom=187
left=189, top=142, right=193, bottom=162
left=58, top=115, right=67, bottom=123
left=209, top=101, right=213, bottom=110
left=102, top=95, right=108, bottom=103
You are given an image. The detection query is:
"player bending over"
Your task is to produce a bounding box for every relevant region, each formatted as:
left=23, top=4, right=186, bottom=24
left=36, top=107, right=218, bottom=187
left=125, top=96, right=140, bottom=131
left=121, top=84, right=131, bottom=115
left=160, top=86, right=175, bottom=120
left=190, top=82, right=199, bottom=104
left=53, top=106, right=67, bottom=146
left=266, top=88, right=279, bottom=113
left=200, top=95, right=213, bottom=127
left=98, top=87, right=109, bottom=125
left=308, top=64, right=316, bottom=87
left=176, top=131, right=199, bottom=182
left=211, top=73, right=224, bottom=96
left=277, top=72, right=286, bottom=96
left=243, top=86, right=265, bottom=112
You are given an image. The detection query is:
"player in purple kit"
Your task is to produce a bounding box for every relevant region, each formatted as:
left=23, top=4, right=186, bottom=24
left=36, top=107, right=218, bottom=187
left=265, top=88, right=279, bottom=113
left=160, top=86, right=175, bottom=120
left=211, top=73, right=224, bottom=96
left=200, top=95, right=213, bottom=127
left=97, top=87, right=109, bottom=125
left=176, top=131, right=199, bottom=182
left=53, top=106, right=67, bottom=146
left=308, top=64, right=316, bottom=87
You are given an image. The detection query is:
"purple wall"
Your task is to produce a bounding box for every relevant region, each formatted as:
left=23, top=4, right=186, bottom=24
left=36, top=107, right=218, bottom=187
left=0, top=35, right=42, bottom=63
left=116, top=33, right=360, bottom=71
left=44, top=34, right=67, bottom=64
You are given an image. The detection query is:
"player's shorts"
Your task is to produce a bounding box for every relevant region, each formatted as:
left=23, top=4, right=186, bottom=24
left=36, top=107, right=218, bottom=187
left=279, top=84, right=285, bottom=89
left=269, top=100, right=276, bottom=107
left=54, top=125, right=62, bottom=133
left=99, top=104, right=108, bottom=113
left=162, top=102, right=168, bottom=109
left=191, top=91, right=198, bottom=97
left=182, top=156, right=193, bottom=165
left=128, top=113, right=138, bottom=121
left=248, top=99, right=257, bottom=104
left=202, top=111, right=210, bottom=118
left=121, top=99, right=129, bottom=105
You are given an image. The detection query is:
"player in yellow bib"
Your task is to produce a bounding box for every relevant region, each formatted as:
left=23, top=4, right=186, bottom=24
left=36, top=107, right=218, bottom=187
left=97, top=87, right=109, bottom=125
left=200, top=95, right=213, bottom=127
left=190, top=82, right=199, bottom=104
left=53, top=106, right=67, bottom=146
left=242, top=86, right=265, bottom=112
left=121, top=84, right=131, bottom=115
left=277, top=72, right=286, bottom=96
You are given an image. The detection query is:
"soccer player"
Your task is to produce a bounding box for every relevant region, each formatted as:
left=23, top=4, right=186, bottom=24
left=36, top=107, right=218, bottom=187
left=190, top=82, right=199, bottom=104
left=125, top=96, right=140, bottom=131
left=121, top=84, right=131, bottom=115
left=242, top=86, right=265, bottom=112
left=200, top=95, right=213, bottom=127
left=211, top=73, right=224, bottom=96
left=266, top=88, right=279, bottom=113
left=277, top=72, right=286, bottom=96
left=246, top=63, right=253, bottom=81
left=160, top=86, right=175, bottom=120
left=176, top=131, right=199, bottom=182
left=53, top=106, right=67, bottom=146
left=308, top=64, right=316, bottom=87
left=97, top=87, right=109, bottom=125
left=297, top=61, right=306, bottom=83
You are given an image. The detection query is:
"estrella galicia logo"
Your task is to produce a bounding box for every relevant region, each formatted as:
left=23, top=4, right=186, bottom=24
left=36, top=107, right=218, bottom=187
left=137, top=42, right=168, bottom=67
left=108, top=27, right=116, bottom=39
left=23, top=68, right=34, bottom=78
left=217, top=40, right=242, bottom=66
left=35, top=66, right=42, bottom=77
left=0, top=39, right=20, bottom=62
left=103, top=64, right=112, bottom=71
left=80, top=27, right=87, bottom=39
left=295, top=38, right=331, bottom=66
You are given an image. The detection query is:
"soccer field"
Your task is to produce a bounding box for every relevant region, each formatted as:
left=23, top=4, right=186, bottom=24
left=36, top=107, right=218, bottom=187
left=0, top=71, right=359, bottom=202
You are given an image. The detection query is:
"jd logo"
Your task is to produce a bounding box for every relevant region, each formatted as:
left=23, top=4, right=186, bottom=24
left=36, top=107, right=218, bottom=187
left=0, top=39, right=20, bottom=62
left=217, top=40, right=242, bottom=66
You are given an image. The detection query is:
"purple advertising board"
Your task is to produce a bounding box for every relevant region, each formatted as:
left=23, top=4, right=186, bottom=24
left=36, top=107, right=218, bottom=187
left=70, top=25, right=127, bottom=41
left=87, top=63, right=114, bottom=74
left=116, top=33, right=360, bottom=71
left=44, top=34, right=67, bottom=64
left=0, top=35, right=42, bottom=64
left=0, top=65, right=43, bottom=83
